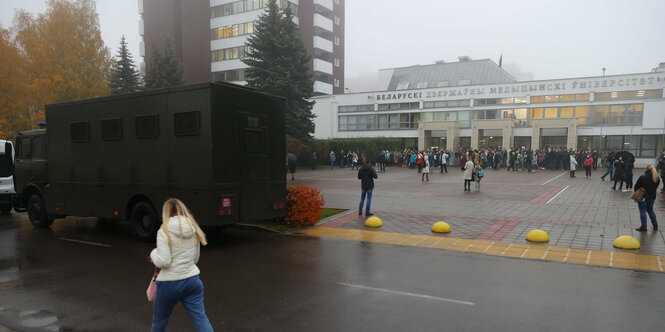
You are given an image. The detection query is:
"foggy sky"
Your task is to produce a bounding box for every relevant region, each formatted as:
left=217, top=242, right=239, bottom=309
left=2, top=0, right=664, bottom=86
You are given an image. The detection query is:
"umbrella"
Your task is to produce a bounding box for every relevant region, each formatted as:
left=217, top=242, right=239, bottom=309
left=286, top=153, right=297, bottom=162
left=615, top=151, right=634, bottom=163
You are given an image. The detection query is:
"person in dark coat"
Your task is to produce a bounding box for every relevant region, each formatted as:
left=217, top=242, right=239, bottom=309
left=634, top=165, right=660, bottom=231
left=357, top=162, right=378, bottom=216
left=612, top=158, right=625, bottom=190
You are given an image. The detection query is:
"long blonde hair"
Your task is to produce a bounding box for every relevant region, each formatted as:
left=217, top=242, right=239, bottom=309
left=160, top=198, right=207, bottom=246
left=646, top=164, right=659, bottom=183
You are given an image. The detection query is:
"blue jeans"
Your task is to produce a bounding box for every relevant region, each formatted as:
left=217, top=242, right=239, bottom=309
left=638, top=199, right=658, bottom=229
left=152, top=275, right=213, bottom=332
left=359, top=188, right=373, bottom=214
left=600, top=166, right=613, bottom=180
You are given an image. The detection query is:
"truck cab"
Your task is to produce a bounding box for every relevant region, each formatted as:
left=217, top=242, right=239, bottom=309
left=0, top=139, right=15, bottom=214
left=13, top=129, right=51, bottom=226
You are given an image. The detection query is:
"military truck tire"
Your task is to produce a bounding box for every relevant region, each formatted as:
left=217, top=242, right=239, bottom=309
left=131, top=202, right=159, bottom=241
left=27, top=194, right=54, bottom=228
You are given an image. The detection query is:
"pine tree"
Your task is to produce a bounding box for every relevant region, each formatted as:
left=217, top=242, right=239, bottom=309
left=109, top=35, right=141, bottom=94
left=144, top=40, right=185, bottom=90
left=243, top=0, right=315, bottom=142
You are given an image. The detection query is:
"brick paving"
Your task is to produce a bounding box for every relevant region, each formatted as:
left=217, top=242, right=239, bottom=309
left=294, top=164, right=665, bottom=256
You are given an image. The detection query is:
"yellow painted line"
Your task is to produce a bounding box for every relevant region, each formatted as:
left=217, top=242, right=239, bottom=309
left=299, top=226, right=665, bottom=273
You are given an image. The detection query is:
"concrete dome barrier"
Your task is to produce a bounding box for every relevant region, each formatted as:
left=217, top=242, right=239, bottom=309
left=526, top=229, right=549, bottom=242
left=365, top=216, right=382, bottom=228
left=613, top=235, right=640, bottom=249
left=431, top=221, right=451, bottom=233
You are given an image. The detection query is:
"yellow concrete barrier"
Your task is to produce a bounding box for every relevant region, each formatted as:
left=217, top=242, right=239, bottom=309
left=431, top=221, right=451, bottom=233
left=613, top=235, right=640, bottom=249
left=365, top=216, right=383, bottom=228
left=526, top=229, right=549, bottom=243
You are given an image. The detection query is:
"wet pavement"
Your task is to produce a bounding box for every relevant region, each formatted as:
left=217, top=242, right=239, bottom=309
left=1, top=213, right=665, bottom=331
left=296, top=165, right=665, bottom=255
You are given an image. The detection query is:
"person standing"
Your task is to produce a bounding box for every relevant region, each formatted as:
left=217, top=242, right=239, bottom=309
left=592, top=150, right=599, bottom=170
left=150, top=198, right=213, bottom=332
left=612, top=158, right=625, bottom=190
left=569, top=153, right=578, bottom=178
left=422, top=157, right=430, bottom=182
left=340, top=149, right=345, bottom=168
left=463, top=158, right=474, bottom=192
left=634, top=165, right=660, bottom=231
left=286, top=153, right=297, bottom=181
left=311, top=151, right=318, bottom=170
left=357, top=161, right=378, bottom=216
left=583, top=154, right=593, bottom=178
left=329, top=151, right=336, bottom=170
left=473, top=164, right=484, bottom=191
left=441, top=150, right=449, bottom=174
left=600, top=153, right=612, bottom=181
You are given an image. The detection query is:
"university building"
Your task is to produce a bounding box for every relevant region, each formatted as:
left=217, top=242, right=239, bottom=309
left=139, top=0, right=345, bottom=94
left=312, top=58, right=665, bottom=164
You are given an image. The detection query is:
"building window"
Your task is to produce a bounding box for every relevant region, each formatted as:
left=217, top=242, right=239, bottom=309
left=423, top=100, right=470, bottom=109
left=628, top=104, right=643, bottom=124
left=436, top=81, right=449, bottom=87
left=395, top=82, right=409, bottom=90
left=334, top=79, right=339, bottom=87
left=334, top=16, right=340, bottom=25
left=338, top=104, right=374, bottom=113
left=377, top=102, right=419, bottom=111
left=335, top=0, right=340, bottom=4
left=575, top=106, right=590, bottom=125
left=212, top=46, right=251, bottom=62
left=135, top=115, right=159, bottom=139
left=417, top=82, right=428, bottom=89
left=334, top=58, right=339, bottom=67
left=334, top=36, right=340, bottom=46
left=211, top=22, right=254, bottom=40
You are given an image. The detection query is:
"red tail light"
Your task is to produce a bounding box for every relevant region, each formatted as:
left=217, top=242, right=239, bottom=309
left=272, top=202, right=285, bottom=209
left=218, top=209, right=232, bottom=216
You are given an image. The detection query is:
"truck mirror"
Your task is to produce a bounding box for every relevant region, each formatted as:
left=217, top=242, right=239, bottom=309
left=5, top=142, right=12, bottom=164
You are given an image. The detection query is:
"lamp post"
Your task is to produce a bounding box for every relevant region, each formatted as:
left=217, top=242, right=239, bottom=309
left=602, top=68, right=606, bottom=76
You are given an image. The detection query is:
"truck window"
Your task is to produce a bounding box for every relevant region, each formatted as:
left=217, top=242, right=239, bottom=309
left=71, top=122, right=90, bottom=142
left=32, top=135, right=45, bottom=158
left=174, top=111, right=200, bottom=136
left=102, top=118, right=123, bottom=141
left=135, top=115, right=159, bottom=138
left=19, top=137, right=31, bottom=159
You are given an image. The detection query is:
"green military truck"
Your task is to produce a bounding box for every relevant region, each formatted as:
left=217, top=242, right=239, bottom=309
left=13, top=82, right=287, bottom=240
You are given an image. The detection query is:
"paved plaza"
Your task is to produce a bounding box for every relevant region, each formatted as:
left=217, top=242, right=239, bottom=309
left=293, top=164, right=665, bottom=257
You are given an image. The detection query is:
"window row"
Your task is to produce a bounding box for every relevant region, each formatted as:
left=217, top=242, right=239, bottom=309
left=423, top=99, right=470, bottom=109
left=377, top=102, right=420, bottom=111
left=211, top=22, right=254, bottom=40
left=211, top=0, right=296, bottom=18
left=339, top=113, right=421, bottom=131
left=530, top=93, right=590, bottom=103
left=595, top=89, right=662, bottom=101
left=212, top=69, right=246, bottom=82
left=212, top=46, right=251, bottom=62
left=69, top=111, right=201, bottom=142
left=338, top=104, right=374, bottom=113
left=577, top=135, right=662, bottom=158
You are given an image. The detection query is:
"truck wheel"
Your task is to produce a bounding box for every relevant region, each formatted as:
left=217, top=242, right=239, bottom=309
left=131, top=202, right=159, bottom=241
left=27, top=194, right=54, bottom=228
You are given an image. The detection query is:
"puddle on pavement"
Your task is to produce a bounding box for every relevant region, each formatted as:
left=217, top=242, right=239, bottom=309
left=0, top=307, right=61, bottom=330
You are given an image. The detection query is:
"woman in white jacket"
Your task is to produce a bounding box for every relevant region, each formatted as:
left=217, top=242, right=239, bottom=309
left=463, top=158, right=475, bottom=191
left=150, top=198, right=213, bottom=332
left=569, top=154, right=578, bottom=178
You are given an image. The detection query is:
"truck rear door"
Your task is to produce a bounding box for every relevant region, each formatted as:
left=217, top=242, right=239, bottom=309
left=238, top=112, right=269, bottom=221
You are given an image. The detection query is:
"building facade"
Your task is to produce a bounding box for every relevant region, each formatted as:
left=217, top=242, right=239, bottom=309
left=139, top=0, right=344, bottom=95
left=312, top=60, right=665, bottom=165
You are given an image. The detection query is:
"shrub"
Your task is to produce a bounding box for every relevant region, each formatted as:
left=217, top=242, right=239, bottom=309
left=286, top=186, right=324, bottom=226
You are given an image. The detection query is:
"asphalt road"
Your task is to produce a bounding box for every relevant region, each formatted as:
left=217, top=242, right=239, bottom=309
left=0, top=213, right=664, bottom=331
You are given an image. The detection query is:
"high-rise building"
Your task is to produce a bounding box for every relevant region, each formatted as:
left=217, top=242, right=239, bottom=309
left=138, top=0, right=344, bottom=95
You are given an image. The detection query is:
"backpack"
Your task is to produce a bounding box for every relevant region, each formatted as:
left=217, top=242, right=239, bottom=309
left=478, top=168, right=484, bottom=178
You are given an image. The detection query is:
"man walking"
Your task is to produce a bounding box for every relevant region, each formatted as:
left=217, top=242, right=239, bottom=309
left=358, top=161, right=378, bottom=216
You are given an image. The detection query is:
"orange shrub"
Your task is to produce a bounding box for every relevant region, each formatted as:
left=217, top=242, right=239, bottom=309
left=286, top=186, right=324, bottom=226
